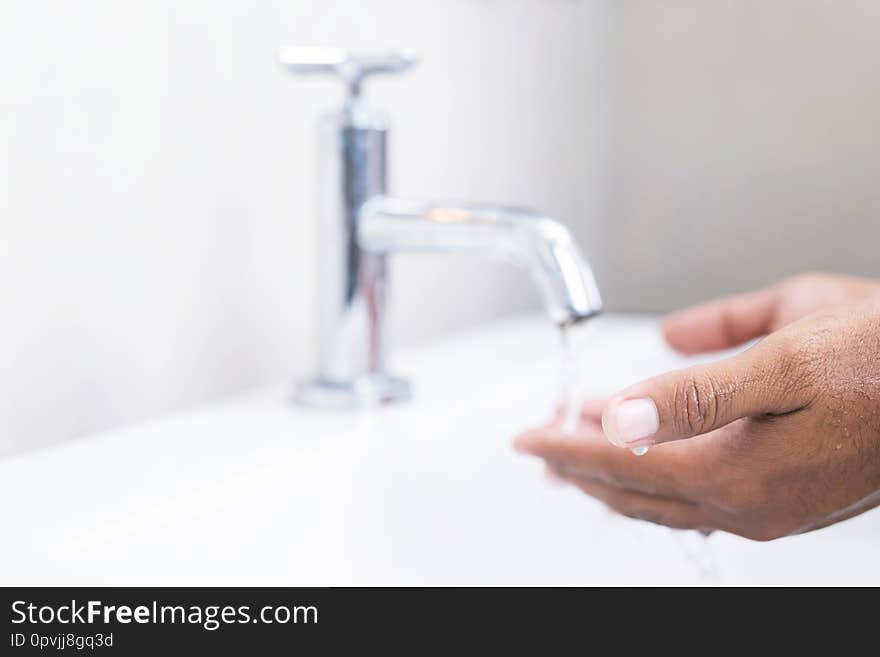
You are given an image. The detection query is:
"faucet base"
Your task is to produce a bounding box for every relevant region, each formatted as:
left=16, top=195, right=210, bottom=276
left=294, top=375, right=412, bottom=409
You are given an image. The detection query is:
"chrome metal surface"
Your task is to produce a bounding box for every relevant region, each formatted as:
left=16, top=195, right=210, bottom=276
left=360, top=197, right=602, bottom=326
left=280, top=48, right=603, bottom=408
left=278, top=47, right=417, bottom=103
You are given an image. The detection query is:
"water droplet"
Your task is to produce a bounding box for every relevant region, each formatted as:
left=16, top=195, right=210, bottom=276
left=630, top=445, right=649, bottom=456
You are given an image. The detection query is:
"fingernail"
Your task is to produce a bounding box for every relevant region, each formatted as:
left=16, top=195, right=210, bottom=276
left=603, top=398, right=659, bottom=447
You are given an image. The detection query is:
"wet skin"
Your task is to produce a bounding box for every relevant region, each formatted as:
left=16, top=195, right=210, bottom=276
left=515, top=273, right=880, bottom=540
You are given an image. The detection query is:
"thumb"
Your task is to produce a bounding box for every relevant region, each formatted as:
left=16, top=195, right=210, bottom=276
left=601, top=338, right=804, bottom=448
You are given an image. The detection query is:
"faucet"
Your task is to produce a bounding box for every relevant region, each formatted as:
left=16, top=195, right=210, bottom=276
left=279, top=47, right=602, bottom=408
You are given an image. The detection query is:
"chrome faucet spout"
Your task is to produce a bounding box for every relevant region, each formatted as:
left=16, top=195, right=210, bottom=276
left=280, top=47, right=603, bottom=408
left=359, top=197, right=602, bottom=325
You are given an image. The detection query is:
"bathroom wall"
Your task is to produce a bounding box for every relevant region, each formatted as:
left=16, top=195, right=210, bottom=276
left=603, top=0, right=880, bottom=311
left=0, top=1, right=608, bottom=455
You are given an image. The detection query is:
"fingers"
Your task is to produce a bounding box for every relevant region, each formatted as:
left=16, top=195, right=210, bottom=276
left=600, top=336, right=806, bottom=448
left=548, top=465, right=714, bottom=531
left=545, top=398, right=607, bottom=432
left=515, top=423, right=728, bottom=533
left=662, top=287, right=779, bottom=355
left=514, top=425, right=700, bottom=498
left=579, top=398, right=606, bottom=424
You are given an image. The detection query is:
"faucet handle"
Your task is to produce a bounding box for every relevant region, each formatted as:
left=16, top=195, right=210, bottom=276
left=278, top=47, right=417, bottom=100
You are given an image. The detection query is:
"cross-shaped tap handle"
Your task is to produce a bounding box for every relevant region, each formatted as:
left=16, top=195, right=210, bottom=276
left=278, top=47, right=417, bottom=100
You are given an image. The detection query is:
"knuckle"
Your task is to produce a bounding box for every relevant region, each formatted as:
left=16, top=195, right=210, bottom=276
left=769, top=334, right=825, bottom=400
left=671, top=374, right=719, bottom=435
left=777, top=334, right=819, bottom=373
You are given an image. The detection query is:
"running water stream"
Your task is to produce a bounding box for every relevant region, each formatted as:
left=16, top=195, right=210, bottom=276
left=558, top=322, right=648, bottom=456
left=556, top=319, right=718, bottom=581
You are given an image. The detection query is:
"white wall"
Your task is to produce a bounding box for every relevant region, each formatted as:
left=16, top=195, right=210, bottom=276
left=0, top=1, right=608, bottom=455
left=604, top=0, right=880, bottom=310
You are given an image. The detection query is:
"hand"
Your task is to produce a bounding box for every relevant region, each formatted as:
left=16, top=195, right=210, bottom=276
left=515, top=274, right=880, bottom=540
left=662, top=272, right=880, bottom=354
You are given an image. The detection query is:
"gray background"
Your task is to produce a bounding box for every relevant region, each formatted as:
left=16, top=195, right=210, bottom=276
left=601, top=0, right=880, bottom=310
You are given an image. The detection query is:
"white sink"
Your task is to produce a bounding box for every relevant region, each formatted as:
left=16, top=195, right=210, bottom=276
left=2, top=314, right=879, bottom=585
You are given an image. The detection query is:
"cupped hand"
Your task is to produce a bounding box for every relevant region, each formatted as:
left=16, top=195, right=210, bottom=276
left=515, top=274, right=880, bottom=540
